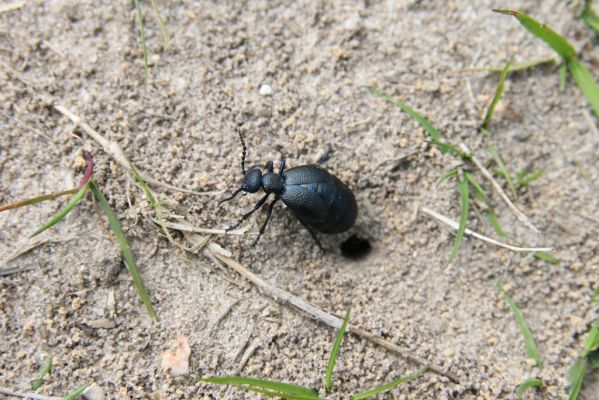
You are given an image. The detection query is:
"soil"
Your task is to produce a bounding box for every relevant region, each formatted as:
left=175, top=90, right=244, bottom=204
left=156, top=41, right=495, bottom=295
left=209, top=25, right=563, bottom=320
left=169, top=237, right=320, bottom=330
left=1, top=1, right=598, bottom=399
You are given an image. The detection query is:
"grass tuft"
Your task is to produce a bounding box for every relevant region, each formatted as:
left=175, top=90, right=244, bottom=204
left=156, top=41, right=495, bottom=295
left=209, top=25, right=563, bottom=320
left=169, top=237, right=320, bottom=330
left=496, top=282, right=542, bottom=369
left=89, top=181, right=157, bottom=319
left=482, top=56, right=513, bottom=129
left=325, top=308, right=350, bottom=392
left=198, top=376, right=321, bottom=400
left=351, top=367, right=428, bottom=400
left=581, top=1, right=599, bottom=34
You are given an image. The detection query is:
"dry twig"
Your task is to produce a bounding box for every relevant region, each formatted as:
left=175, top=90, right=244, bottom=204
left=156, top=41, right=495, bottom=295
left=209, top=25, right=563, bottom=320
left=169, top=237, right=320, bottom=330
left=207, top=251, right=461, bottom=383
left=421, top=206, right=554, bottom=252
left=0, top=387, right=59, bottom=400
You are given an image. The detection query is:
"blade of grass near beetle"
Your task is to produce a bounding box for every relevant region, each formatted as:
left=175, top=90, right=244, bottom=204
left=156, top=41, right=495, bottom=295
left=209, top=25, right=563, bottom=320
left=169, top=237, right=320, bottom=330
left=0, top=188, right=79, bottom=213
left=351, top=367, right=428, bottom=400
left=567, top=357, right=587, bottom=400
left=482, top=56, right=513, bottom=128
left=151, top=0, right=169, bottom=47
left=516, top=377, right=542, bottom=398
left=89, top=181, right=156, bottom=319
left=31, top=355, right=52, bottom=390
left=489, top=145, right=517, bottom=198
left=581, top=2, right=599, bottom=34
left=496, top=282, right=542, bottom=369
left=325, top=308, right=350, bottom=392
left=30, top=183, right=90, bottom=237
left=493, top=10, right=576, bottom=59
left=369, top=87, right=468, bottom=158
left=569, top=58, right=599, bottom=118
left=199, top=376, right=321, bottom=400
left=63, top=385, right=88, bottom=400
left=534, top=251, right=560, bottom=265
left=134, top=0, right=149, bottom=86
left=446, top=178, right=469, bottom=267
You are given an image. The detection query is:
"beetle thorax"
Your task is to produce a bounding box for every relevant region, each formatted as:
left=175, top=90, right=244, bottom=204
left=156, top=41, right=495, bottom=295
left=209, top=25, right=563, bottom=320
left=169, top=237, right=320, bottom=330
left=262, top=172, right=284, bottom=195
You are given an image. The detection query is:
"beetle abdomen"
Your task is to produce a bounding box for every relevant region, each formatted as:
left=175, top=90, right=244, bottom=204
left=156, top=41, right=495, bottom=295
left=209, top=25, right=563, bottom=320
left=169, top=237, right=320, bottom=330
left=280, top=165, right=357, bottom=234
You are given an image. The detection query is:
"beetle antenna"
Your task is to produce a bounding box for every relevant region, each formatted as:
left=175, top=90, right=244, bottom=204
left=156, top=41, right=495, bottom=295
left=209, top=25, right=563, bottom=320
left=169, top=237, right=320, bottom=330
left=236, top=125, right=247, bottom=175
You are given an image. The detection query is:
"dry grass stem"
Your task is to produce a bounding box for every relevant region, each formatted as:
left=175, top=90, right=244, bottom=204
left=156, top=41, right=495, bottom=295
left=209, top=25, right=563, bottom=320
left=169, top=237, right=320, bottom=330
left=459, top=143, right=540, bottom=233
left=421, top=207, right=554, bottom=252
left=52, top=104, right=223, bottom=196
left=207, top=251, right=461, bottom=383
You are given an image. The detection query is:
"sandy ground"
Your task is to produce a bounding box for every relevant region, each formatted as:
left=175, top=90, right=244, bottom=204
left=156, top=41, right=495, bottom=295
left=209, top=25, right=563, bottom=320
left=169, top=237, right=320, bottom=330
left=1, top=0, right=599, bottom=399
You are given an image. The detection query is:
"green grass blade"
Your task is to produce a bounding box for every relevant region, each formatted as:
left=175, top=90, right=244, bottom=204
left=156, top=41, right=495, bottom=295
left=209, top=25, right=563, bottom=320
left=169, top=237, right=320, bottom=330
left=199, top=376, right=321, bottom=399
left=489, top=145, right=517, bottom=198
left=567, top=357, right=587, bottom=399
left=581, top=2, right=599, bottom=34
left=0, top=188, right=79, bottom=213
left=559, top=62, right=568, bottom=91
left=436, top=167, right=459, bottom=188
left=464, top=171, right=488, bottom=203
left=369, top=88, right=472, bottom=159
left=351, top=367, right=427, bottom=400
left=472, top=57, right=557, bottom=73
left=369, top=87, right=442, bottom=141
left=516, top=169, right=544, bottom=189
left=151, top=0, right=169, bottom=48
left=533, top=251, right=560, bottom=265
left=131, top=164, right=175, bottom=243
left=134, top=0, right=149, bottom=86
left=31, top=355, right=52, bottom=390
left=569, top=58, right=599, bottom=118
left=583, top=321, right=599, bottom=356
left=482, top=56, right=513, bottom=128
left=325, top=308, right=350, bottom=391
left=493, top=10, right=576, bottom=60
left=485, top=210, right=506, bottom=238
left=30, top=183, right=90, bottom=237
left=89, top=181, right=156, bottom=319
left=496, top=282, right=542, bottom=369
left=446, top=178, right=469, bottom=267
left=63, top=385, right=88, bottom=400
left=516, top=377, right=542, bottom=397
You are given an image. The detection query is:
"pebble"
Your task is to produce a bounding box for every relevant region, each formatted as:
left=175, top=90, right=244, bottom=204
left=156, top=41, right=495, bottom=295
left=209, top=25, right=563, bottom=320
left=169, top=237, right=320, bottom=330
left=259, top=84, right=273, bottom=96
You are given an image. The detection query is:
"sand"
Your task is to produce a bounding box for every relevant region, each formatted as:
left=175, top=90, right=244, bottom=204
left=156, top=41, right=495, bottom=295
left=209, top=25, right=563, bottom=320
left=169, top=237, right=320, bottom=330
left=1, top=1, right=598, bottom=399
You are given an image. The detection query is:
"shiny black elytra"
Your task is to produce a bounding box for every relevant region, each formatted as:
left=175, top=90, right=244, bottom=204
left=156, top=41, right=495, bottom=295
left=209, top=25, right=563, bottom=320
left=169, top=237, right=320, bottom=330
left=220, top=130, right=358, bottom=246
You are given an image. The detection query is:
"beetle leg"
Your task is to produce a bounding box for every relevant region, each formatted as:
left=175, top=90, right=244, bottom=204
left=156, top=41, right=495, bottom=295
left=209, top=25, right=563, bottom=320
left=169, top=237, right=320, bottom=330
left=266, top=160, right=274, bottom=173
left=226, top=193, right=269, bottom=231
left=219, top=187, right=243, bottom=205
left=252, top=198, right=278, bottom=245
left=297, top=219, right=325, bottom=251
left=278, top=159, right=286, bottom=175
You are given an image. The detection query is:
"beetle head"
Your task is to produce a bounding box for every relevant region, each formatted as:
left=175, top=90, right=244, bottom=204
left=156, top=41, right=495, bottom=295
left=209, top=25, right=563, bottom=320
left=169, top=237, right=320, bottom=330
left=242, top=169, right=262, bottom=193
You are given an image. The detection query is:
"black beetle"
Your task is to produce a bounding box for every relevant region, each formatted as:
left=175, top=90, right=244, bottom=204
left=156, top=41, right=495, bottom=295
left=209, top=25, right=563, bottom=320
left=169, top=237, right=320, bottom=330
left=221, top=129, right=358, bottom=246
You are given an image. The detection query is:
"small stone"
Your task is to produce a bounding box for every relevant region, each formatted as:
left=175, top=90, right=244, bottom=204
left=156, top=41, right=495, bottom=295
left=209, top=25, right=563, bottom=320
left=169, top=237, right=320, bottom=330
left=259, top=84, right=273, bottom=96
left=161, top=336, right=191, bottom=377
left=83, top=383, right=105, bottom=400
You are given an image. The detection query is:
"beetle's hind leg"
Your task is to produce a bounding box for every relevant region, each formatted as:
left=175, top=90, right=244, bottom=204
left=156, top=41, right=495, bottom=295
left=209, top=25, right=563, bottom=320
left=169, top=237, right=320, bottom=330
left=297, top=219, right=325, bottom=252
left=252, top=198, right=278, bottom=245
left=226, top=193, right=269, bottom=231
